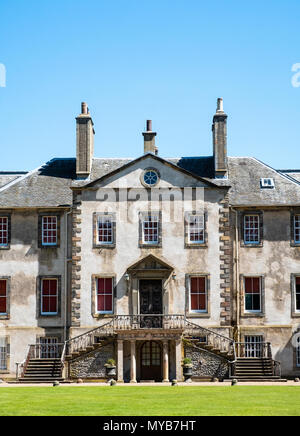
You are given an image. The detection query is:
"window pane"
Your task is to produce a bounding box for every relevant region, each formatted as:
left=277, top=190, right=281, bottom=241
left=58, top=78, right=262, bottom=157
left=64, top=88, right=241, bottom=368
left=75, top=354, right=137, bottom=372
left=245, top=277, right=261, bottom=312
left=0, top=281, right=7, bottom=314
left=190, top=277, right=206, bottom=312
left=244, top=215, right=260, bottom=244
left=42, top=216, right=57, bottom=245
left=97, top=278, right=113, bottom=313
left=0, top=217, right=8, bottom=246
left=42, top=279, right=58, bottom=313
left=98, top=216, right=113, bottom=244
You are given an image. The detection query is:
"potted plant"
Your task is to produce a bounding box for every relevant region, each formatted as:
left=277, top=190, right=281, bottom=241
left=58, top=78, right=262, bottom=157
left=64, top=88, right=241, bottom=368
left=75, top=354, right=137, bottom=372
left=104, top=358, right=117, bottom=380
left=182, top=357, right=193, bottom=382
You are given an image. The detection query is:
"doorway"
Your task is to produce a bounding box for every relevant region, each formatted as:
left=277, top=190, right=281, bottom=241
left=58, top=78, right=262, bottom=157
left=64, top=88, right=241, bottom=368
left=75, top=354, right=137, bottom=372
left=139, top=280, right=163, bottom=328
left=140, top=341, right=162, bottom=382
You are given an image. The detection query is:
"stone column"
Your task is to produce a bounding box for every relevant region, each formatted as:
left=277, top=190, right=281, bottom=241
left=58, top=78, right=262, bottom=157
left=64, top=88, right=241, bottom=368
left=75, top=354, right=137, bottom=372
left=175, top=339, right=183, bottom=382
left=130, top=340, right=137, bottom=383
left=162, top=340, right=169, bottom=383
left=117, top=340, right=124, bottom=383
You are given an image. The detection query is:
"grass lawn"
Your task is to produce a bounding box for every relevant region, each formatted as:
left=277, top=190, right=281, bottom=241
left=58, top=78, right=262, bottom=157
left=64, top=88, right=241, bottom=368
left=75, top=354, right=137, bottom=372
left=0, top=386, right=300, bottom=416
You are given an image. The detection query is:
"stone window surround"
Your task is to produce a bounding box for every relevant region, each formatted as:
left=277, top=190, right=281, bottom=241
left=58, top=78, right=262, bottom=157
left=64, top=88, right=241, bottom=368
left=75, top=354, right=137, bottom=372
left=291, top=329, right=300, bottom=370
left=0, top=213, right=11, bottom=250
left=93, top=212, right=116, bottom=249
left=36, top=275, right=62, bottom=319
left=139, top=211, right=162, bottom=249
left=291, top=274, right=300, bottom=318
left=91, top=274, right=117, bottom=319
left=185, top=274, right=211, bottom=319
left=38, top=212, right=61, bottom=249
left=0, top=277, right=11, bottom=320
left=291, top=210, right=300, bottom=247
left=239, top=210, right=264, bottom=248
left=0, top=336, right=10, bottom=374
left=184, top=211, right=208, bottom=249
left=240, top=274, right=265, bottom=318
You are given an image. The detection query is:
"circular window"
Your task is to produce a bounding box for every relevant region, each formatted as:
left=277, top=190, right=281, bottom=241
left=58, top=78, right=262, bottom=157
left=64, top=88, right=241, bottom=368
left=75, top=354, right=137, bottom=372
left=143, top=169, right=160, bottom=187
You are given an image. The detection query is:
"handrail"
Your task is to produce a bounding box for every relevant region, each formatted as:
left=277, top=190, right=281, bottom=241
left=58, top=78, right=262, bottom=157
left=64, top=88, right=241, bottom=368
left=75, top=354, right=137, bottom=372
left=235, top=342, right=272, bottom=359
left=184, top=319, right=236, bottom=361
left=65, top=320, right=115, bottom=355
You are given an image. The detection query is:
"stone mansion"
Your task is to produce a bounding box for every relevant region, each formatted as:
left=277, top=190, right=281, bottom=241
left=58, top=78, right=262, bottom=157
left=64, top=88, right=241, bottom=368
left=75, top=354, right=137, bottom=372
left=0, top=99, right=300, bottom=382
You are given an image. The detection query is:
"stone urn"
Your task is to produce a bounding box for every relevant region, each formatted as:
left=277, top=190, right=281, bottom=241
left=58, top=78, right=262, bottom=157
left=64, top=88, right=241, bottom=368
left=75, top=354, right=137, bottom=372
left=105, top=359, right=117, bottom=381
left=182, top=358, right=193, bottom=383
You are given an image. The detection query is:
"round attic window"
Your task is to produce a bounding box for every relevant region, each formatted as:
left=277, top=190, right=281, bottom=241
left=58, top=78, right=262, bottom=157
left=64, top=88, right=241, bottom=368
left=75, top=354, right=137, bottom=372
left=142, top=169, right=160, bottom=187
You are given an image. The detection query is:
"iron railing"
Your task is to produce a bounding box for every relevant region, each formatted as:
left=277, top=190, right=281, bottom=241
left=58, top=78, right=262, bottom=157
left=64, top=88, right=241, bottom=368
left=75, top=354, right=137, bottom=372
left=65, top=320, right=115, bottom=356
left=184, top=320, right=236, bottom=360
left=114, top=314, right=185, bottom=330
left=235, top=342, right=272, bottom=358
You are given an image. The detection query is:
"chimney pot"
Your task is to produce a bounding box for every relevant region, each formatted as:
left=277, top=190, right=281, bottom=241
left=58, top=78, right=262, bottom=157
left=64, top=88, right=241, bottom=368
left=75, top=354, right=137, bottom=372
left=217, top=98, right=224, bottom=113
left=146, top=120, right=152, bottom=132
left=81, top=102, right=88, bottom=115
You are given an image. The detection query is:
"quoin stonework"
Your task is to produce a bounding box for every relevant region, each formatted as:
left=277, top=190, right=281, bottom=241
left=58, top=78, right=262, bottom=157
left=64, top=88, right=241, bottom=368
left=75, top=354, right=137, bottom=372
left=1, top=99, right=300, bottom=383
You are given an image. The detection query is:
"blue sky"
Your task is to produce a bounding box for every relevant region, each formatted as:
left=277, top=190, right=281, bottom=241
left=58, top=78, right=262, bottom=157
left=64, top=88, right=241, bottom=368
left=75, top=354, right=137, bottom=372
left=0, top=0, right=300, bottom=171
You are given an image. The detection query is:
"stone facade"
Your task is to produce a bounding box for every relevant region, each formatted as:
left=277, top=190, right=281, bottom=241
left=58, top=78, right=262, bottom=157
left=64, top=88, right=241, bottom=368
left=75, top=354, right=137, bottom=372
left=0, top=100, right=300, bottom=382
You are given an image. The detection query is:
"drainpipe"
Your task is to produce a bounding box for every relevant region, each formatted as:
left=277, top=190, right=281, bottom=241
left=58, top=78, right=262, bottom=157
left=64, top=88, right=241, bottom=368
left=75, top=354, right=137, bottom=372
left=232, top=207, right=240, bottom=346
left=64, top=209, right=72, bottom=343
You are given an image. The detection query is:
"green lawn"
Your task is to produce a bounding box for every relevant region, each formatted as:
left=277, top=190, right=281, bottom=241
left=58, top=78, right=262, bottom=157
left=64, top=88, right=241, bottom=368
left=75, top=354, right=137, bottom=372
left=0, top=386, right=300, bottom=416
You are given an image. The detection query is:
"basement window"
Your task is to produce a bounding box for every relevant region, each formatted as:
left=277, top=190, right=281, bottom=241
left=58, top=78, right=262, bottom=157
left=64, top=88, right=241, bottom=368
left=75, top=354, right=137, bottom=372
left=260, top=178, right=275, bottom=189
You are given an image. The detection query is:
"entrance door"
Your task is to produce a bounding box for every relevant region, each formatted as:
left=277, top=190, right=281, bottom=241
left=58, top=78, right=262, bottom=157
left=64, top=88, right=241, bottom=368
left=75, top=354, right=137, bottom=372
left=141, top=341, right=162, bottom=382
left=139, top=280, right=163, bottom=328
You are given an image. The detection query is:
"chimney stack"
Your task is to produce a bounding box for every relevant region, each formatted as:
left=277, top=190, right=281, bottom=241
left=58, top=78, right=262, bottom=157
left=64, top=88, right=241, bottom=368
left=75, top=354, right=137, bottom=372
left=143, top=120, right=158, bottom=155
left=76, top=102, right=95, bottom=178
left=212, top=98, right=228, bottom=178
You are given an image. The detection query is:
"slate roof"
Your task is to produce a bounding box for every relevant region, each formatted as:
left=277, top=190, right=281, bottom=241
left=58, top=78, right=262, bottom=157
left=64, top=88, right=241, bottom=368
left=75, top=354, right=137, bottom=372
left=1, top=154, right=300, bottom=208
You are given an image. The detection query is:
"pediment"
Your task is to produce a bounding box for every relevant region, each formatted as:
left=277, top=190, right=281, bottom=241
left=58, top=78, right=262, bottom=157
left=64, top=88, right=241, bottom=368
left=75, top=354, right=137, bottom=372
left=128, top=254, right=174, bottom=273
left=80, top=154, right=219, bottom=190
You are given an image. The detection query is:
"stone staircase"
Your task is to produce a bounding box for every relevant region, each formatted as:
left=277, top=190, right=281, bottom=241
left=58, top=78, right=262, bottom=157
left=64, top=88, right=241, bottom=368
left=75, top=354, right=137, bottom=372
left=231, top=358, right=284, bottom=382
left=19, top=359, right=64, bottom=383
left=184, top=320, right=235, bottom=361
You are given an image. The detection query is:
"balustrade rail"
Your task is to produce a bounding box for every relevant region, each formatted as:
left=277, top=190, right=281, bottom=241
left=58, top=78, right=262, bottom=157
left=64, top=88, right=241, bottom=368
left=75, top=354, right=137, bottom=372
left=235, top=342, right=272, bottom=358
left=184, top=320, right=236, bottom=360
left=114, top=314, right=185, bottom=330
left=65, top=320, right=114, bottom=356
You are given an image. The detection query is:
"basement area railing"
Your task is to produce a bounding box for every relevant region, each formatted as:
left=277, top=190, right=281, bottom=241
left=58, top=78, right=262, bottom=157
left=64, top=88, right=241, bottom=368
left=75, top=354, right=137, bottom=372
left=235, top=342, right=272, bottom=359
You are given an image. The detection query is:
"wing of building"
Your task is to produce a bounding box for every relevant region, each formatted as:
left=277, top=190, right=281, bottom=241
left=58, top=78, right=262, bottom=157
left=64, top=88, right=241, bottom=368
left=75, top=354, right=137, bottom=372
left=0, top=100, right=300, bottom=383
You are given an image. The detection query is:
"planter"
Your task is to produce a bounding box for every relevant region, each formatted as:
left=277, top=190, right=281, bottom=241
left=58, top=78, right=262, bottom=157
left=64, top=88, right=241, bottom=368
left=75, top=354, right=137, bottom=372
left=183, top=364, right=193, bottom=383
left=105, top=365, right=117, bottom=380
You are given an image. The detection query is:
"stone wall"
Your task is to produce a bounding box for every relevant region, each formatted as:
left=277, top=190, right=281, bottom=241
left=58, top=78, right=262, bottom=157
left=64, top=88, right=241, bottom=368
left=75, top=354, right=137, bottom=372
left=185, top=343, right=229, bottom=380
left=69, top=343, right=114, bottom=380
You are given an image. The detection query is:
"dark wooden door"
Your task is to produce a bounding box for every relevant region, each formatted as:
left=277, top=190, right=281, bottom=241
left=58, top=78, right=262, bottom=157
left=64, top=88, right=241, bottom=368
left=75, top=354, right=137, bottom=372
left=141, top=341, right=162, bottom=382
left=139, top=280, right=163, bottom=328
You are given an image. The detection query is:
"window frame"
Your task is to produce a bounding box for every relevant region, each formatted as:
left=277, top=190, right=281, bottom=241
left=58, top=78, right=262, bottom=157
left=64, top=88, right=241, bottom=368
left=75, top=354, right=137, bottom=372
left=240, top=275, right=265, bottom=318
left=38, top=213, right=60, bottom=249
left=42, top=216, right=58, bottom=247
left=297, top=336, right=300, bottom=368
left=0, top=279, right=7, bottom=315
left=0, top=277, right=10, bottom=320
left=0, top=337, right=9, bottom=372
left=93, top=213, right=116, bottom=249
left=40, top=278, right=59, bottom=316
left=186, top=274, right=210, bottom=318
left=185, top=212, right=208, bottom=248
left=139, top=211, right=162, bottom=248
left=244, top=276, right=262, bottom=314
left=293, top=214, right=300, bottom=246
left=240, top=211, right=263, bottom=248
left=291, top=274, right=300, bottom=317
left=93, top=276, right=115, bottom=316
left=0, top=214, right=11, bottom=250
